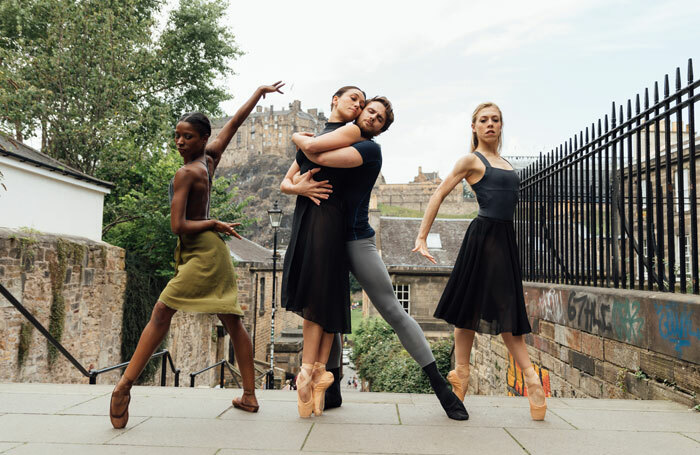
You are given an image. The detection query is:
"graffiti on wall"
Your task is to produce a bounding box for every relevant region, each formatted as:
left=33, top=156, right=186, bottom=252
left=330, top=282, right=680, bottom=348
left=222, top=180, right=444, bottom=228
left=654, top=302, right=700, bottom=356
left=506, top=353, right=551, bottom=397
left=539, top=288, right=566, bottom=324
left=567, top=292, right=613, bottom=335
left=611, top=298, right=645, bottom=344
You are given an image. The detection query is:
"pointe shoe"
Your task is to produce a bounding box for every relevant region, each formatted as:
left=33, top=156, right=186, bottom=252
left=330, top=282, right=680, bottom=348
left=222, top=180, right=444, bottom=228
left=447, top=364, right=470, bottom=401
left=109, top=377, right=133, bottom=429
left=232, top=390, right=259, bottom=413
left=312, top=371, right=334, bottom=416
left=296, top=366, right=314, bottom=418
left=524, top=368, right=547, bottom=421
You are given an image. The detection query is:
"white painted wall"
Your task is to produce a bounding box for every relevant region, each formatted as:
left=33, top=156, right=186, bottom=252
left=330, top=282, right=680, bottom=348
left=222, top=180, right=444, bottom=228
left=0, top=156, right=110, bottom=241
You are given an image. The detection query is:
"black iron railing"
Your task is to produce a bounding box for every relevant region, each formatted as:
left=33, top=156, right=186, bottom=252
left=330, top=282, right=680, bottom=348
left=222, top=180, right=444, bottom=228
left=189, top=359, right=241, bottom=388
left=516, top=59, right=699, bottom=294
left=1, top=282, right=180, bottom=385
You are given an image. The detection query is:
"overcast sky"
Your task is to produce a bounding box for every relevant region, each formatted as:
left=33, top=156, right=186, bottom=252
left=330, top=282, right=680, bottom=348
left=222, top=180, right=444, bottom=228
left=189, top=1, right=699, bottom=182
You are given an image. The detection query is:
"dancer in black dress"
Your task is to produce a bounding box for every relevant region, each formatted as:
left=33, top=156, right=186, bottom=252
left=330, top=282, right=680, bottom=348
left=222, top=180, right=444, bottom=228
left=280, top=86, right=366, bottom=417
left=413, top=102, right=547, bottom=420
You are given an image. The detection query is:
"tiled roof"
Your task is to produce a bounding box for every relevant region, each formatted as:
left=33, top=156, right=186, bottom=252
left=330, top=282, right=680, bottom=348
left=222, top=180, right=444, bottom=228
left=226, top=235, right=273, bottom=264
left=378, top=216, right=470, bottom=268
left=0, top=133, right=113, bottom=188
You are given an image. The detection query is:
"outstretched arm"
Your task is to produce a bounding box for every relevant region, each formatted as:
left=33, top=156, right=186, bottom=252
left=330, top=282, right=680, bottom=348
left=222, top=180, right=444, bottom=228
left=206, top=81, right=285, bottom=169
left=412, top=155, right=476, bottom=263
left=292, top=124, right=363, bottom=155
left=280, top=161, right=333, bottom=205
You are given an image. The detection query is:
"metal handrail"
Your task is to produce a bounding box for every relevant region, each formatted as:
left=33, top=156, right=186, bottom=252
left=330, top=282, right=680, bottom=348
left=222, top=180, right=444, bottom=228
left=89, top=350, right=180, bottom=386
left=189, top=359, right=241, bottom=388
left=1, top=282, right=180, bottom=386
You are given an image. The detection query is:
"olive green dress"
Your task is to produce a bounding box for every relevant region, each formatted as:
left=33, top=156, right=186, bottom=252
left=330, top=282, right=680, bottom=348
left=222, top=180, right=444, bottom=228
left=158, top=158, right=242, bottom=315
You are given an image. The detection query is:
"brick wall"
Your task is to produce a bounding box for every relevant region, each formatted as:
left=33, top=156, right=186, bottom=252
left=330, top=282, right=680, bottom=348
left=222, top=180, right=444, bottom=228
left=469, top=282, right=700, bottom=407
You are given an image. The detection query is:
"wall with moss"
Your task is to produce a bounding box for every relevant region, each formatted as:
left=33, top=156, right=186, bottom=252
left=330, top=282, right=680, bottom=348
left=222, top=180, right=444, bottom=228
left=0, top=227, right=126, bottom=384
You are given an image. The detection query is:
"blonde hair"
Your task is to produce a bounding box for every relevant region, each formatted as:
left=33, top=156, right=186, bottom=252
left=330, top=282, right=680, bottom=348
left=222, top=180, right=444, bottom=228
left=470, top=102, right=503, bottom=153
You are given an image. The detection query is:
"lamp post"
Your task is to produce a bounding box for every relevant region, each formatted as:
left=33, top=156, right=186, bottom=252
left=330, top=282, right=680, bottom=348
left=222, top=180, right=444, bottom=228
left=266, top=200, right=283, bottom=389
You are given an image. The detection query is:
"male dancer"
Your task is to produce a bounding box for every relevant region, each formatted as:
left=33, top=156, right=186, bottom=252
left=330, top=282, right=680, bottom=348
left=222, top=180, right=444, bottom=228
left=287, top=96, right=468, bottom=420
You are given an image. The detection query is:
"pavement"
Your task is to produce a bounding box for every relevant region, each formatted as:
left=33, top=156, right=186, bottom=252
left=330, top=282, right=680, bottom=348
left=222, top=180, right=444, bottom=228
left=0, top=382, right=699, bottom=455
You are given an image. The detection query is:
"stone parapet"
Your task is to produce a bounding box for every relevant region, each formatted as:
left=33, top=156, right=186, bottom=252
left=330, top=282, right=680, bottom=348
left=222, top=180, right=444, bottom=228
left=469, top=282, right=700, bottom=407
left=0, top=228, right=126, bottom=384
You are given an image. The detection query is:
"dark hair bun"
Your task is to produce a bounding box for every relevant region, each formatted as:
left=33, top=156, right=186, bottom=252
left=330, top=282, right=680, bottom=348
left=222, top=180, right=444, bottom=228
left=178, top=112, right=211, bottom=137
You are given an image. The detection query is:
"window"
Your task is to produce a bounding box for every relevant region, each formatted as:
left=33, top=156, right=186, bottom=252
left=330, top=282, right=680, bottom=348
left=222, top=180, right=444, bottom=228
left=392, top=284, right=410, bottom=314
left=675, top=169, right=690, bottom=212
left=236, top=134, right=241, bottom=145
left=678, top=235, right=691, bottom=275
left=259, top=277, right=266, bottom=315
left=426, top=233, right=442, bottom=249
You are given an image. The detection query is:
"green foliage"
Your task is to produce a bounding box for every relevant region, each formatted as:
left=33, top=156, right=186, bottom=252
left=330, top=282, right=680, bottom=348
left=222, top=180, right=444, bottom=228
left=17, top=322, right=33, bottom=367
left=120, top=252, right=170, bottom=384
left=349, top=272, right=362, bottom=294
left=377, top=204, right=470, bottom=219
left=47, top=239, right=69, bottom=365
left=351, top=318, right=453, bottom=393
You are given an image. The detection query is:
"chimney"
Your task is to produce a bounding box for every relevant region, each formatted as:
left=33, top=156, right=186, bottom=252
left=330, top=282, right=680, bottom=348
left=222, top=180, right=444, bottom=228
left=308, top=108, right=318, bottom=117
left=290, top=100, right=301, bottom=112
left=418, top=166, right=423, bottom=175
left=256, top=106, right=262, bottom=113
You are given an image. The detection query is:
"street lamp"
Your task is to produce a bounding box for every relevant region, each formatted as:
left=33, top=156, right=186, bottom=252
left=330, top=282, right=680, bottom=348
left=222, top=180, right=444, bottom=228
left=266, top=200, right=283, bottom=389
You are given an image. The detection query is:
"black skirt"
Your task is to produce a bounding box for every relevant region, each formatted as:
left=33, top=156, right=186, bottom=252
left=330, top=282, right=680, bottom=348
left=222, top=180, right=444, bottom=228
left=281, top=195, right=351, bottom=334
left=434, top=216, right=531, bottom=336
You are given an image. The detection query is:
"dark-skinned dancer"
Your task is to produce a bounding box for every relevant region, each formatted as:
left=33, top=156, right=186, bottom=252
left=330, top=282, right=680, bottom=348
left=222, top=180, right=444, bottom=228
left=109, top=82, right=285, bottom=429
left=285, top=96, right=469, bottom=420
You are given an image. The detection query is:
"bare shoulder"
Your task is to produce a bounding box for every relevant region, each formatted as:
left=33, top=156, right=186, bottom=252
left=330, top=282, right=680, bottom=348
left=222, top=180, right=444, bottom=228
left=455, top=153, right=479, bottom=172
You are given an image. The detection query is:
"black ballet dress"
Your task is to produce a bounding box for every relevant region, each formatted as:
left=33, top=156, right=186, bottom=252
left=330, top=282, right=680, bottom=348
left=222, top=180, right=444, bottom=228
left=434, top=151, right=532, bottom=335
left=281, top=123, right=351, bottom=334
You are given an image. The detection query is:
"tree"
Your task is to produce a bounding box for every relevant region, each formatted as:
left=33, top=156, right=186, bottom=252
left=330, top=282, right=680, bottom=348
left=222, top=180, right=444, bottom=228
left=0, top=0, right=249, bottom=377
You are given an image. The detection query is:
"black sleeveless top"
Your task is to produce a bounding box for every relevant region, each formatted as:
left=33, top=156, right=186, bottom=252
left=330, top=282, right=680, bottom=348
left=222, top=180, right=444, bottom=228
left=471, top=151, right=519, bottom=221
left=169, top=156, right=212, bottom=220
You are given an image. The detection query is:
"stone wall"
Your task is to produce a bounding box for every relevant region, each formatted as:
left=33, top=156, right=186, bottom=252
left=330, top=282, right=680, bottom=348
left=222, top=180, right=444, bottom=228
left=469, top=282, right=700, bottom=407
left=0, top=228, right=126, bottom=384
left=235, top=262, right=303, bottom=363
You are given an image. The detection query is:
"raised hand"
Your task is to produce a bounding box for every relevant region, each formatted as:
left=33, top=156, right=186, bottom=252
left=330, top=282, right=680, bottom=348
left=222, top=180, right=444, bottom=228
left=412, top=237, right=436, bottom=264
left=212, top=221, right=243, bottom=239
left=259, top=81, right=285, bottom=98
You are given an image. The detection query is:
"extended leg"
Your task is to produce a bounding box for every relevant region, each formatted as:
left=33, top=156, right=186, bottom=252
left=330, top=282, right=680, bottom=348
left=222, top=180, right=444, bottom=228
left=218, top=313, right=258, bottom=412
left=110, top=301, right=176, bottom=428
left=347, top=237, right=468, bottom=420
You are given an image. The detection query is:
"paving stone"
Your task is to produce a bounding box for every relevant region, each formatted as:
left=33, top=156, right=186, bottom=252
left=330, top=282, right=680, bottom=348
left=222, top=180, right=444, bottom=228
left=304, top=424, right=523, bottom=454
left=398, top=403, right=574, bottom=429
left=0, top=443, right=22, bottom=453
left=5, top=443, right=217, bottom=455
left=221, top=400, right=399, bottom=424
left=0, top=383, right=112, bottom=395
left=552, top=408, right=700, bottom=432
left=108, top=417, right=310, bottom=450
left=60, top=394, right=233, bottom=419
left=558, top=398, right=688, bottom=411
left=507, top=428, right=700, bottom=455
left=0, top=414, right=147, bottom=444
left=0, top=393, right=99, bottom=414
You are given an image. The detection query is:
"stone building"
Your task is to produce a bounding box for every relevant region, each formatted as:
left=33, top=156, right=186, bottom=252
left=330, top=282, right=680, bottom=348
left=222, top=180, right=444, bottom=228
left=212, top=100, right=327, bottom=170
left=227, top=236, right=303, bottom=376
left=362, top=214, right=470, bottom=338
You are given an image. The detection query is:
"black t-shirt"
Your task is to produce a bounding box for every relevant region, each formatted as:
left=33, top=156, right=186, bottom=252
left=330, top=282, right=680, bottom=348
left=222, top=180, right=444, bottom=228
left=344, top=140, right=382, bottom=241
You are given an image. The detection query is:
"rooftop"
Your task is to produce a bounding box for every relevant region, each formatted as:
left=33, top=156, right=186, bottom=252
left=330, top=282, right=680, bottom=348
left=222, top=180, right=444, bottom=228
left=0, top=382, right=698, bottom=454
left=0, top=133, right=113, bottom=189
left=226, top=236, right=273, bottom=264
left=379, top=216, right=470, bottom=269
